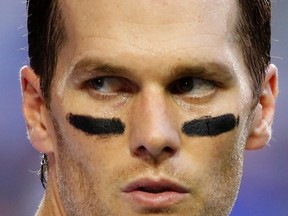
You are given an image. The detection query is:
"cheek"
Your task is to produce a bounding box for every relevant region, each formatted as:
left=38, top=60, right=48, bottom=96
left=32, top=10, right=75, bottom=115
left=209, top=130, right=245, bottom=193
left=179, top=113, right=244, bottom=173
left=179, top=121, right=245, bottom=181
left=55, top=124, right=118, bottom=196
left=56, top=122, right=128, bottom=179
left=59, top=113, right=128, bottom=176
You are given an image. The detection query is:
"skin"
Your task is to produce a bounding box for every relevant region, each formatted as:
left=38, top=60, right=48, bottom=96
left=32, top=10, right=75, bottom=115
left=21, top=0, right=278, bottom=215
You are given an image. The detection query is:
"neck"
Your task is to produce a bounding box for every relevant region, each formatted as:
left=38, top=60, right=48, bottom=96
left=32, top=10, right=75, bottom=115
left=35, top=191, right=64, bottom=216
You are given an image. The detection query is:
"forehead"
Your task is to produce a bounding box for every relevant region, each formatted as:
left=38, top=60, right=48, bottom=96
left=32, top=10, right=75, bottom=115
left=61, top=0, right=236, bottom=22
left=59, top=0, right=239, bottom=52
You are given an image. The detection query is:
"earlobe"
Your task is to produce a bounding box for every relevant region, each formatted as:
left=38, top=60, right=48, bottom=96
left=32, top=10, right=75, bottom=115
left=20, top=66, right=54, bottom=153
left=245, top=64, right=278, bottom=150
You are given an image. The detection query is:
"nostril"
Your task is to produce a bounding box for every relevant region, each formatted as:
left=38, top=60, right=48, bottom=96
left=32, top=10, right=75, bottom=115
left=133, top=145, right=176, bottom=159
left=163, top=146, right=175, bottom=155
left=134, top=146, right=147, bottom=156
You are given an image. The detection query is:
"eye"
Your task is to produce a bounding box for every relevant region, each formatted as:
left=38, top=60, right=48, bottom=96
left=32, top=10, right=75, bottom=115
left=169, top=77, right=216, bottom=96
left=87, top=76, right=133, bottom=94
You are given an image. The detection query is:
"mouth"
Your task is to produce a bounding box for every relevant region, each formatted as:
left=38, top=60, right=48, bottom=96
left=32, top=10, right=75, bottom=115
left=122, top=178, right=189, bottom=209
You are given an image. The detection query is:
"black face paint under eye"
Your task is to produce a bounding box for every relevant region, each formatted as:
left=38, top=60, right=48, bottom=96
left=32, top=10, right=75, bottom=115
left=67, top=113, right=125, bottom=136
left=182, top=114, right=239, bottom=137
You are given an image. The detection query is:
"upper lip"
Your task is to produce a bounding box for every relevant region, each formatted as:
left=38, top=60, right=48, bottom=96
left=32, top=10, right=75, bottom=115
left=122, top=178, right=189, bottom=194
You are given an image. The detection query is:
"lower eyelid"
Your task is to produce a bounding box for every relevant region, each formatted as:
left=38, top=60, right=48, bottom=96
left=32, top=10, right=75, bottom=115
left=172, top=89, right=217, bottom=106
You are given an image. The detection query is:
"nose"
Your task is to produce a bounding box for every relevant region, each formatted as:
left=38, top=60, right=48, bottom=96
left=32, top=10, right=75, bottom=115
left=128, top=88, right=180, bottom=163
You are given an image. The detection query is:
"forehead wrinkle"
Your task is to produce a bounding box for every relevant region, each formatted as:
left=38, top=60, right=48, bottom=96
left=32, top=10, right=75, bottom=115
left=66, top=0, right=231, bottom=23
left=58, top=0, right=239, bottom=62
left=60, top=0, right=236, bottom=38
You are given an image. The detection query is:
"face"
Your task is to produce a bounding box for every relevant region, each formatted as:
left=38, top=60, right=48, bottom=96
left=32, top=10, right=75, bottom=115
left=47, top=0, right=254, bottom=215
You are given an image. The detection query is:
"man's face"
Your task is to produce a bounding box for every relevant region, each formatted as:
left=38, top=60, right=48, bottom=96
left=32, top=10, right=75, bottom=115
left=48, top=0, right=253, bottom=215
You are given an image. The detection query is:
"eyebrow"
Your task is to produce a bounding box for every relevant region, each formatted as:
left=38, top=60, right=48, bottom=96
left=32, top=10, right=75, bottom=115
left=70, top=57, right=235, bottom=84
left=170, top=63, right=235, bottom=84
left=71, top=58, right=133, bottom=77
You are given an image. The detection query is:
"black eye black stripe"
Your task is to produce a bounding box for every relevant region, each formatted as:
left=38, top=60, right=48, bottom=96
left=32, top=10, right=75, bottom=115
left=182, top=114, right=239, bottom=137
left=67, top=113, right=125, bottom=136
left=68, top=113, right=239, bottom=137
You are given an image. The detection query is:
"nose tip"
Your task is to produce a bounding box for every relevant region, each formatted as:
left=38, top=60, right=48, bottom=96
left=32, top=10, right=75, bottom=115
left=129, top=92, right=180, bottom=163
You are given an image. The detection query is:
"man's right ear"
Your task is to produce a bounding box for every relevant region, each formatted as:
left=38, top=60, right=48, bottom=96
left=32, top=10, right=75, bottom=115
left=20, top=66, right=54, bottom=153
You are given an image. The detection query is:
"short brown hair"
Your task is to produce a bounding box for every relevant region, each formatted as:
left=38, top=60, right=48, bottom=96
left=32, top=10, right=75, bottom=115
left=27, top=0, right=65, bottom=104
left=237, top=0, right=271, bottom=100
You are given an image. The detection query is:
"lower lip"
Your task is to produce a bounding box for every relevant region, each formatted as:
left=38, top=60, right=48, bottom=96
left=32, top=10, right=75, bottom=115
left=123, top=191, right=188, bottom=209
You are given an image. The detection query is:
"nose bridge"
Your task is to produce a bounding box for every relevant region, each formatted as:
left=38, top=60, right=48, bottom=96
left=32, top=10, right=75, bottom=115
left=142, top=88, right=167, bottom=127
left=129, top=87, right=180, bottom=161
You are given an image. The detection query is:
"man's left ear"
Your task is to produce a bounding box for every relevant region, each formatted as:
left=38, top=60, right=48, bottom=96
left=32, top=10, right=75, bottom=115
left=246, top=64, right=278, bottom=150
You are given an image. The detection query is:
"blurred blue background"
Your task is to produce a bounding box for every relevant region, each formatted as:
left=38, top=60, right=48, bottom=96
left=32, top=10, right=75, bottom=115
left=0, top=1, right=287, bottom=215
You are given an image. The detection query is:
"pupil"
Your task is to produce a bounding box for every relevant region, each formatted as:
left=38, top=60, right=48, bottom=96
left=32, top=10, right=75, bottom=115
left=179, top=78, right=194, bottom=92
left=92, top=78, right=104, bottom=90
